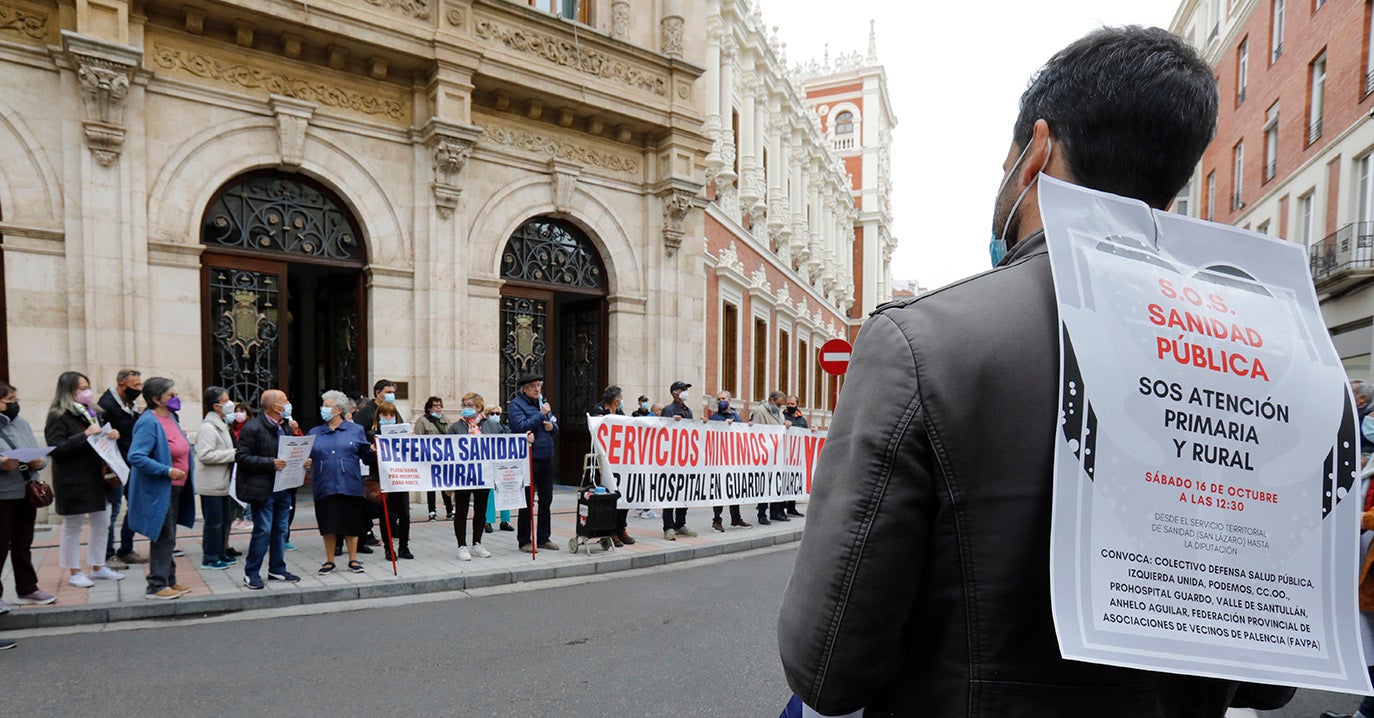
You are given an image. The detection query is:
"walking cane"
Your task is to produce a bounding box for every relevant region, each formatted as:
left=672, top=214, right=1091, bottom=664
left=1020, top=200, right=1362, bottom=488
left=374, top=438, right=398, bottom=576
left=529, top=453, right=536, bottom=561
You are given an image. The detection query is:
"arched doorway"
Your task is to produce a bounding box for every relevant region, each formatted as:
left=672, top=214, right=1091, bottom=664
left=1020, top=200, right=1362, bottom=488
left=200, top=171, right=367, bottom=425
left=499, top=216, right=608, bottom=484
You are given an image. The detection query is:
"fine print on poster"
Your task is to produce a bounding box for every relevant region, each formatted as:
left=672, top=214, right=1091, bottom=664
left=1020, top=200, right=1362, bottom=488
left=273, top=435, right=315, bottom=492
left=88, top=424, right=129, bottom=484
left=375, top=433, right=530, bottom=494
left=1040, top=175, right=1369, bottom=693
left=587, top=415, right=826, bottom=509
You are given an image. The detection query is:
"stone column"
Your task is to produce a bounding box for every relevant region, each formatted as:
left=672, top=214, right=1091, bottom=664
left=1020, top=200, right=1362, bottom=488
left=610, top=0, right=630, bottom=40
left=790, top=134, right=808, bottom=262
left=717, top=35, right=737, bottom=186
left=660, top=0, right=684, bottom=58
left=703, top=13, right=723, bottom=177
left=737, top=68, right=757, bottom=212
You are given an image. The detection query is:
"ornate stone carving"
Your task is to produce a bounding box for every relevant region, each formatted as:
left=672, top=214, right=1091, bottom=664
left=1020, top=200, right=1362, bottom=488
left=64, top=32, right=140, bottom=167
left=0, top=6, right=46, bottom=41
left=473, top=19, right=668, bottom=96
left=660, top=16, right=684, bottom=58
left=423, top=119, right=483, bottom=219
left=269, top=95, right=315, bottom=170
left=150, top=46, right=407, bottom=121
left=446, top=6, right=464, bottom=26
left=750, top=265, right=771, bottom=294
left=609, top=1, right=629, bottom=40
left=659, top=188, right=697, bottom=256
left=485, top=124, right=640, bottom=176
left=549, top=160, right=580, bottom=214
left=717, top=241, right=745, bottom=275
left=363, top=0, right=431, bottom=21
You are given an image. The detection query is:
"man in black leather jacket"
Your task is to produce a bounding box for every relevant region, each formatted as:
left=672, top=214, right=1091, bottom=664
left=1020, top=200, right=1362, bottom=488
left=778, top=27, right=1295, bottom=717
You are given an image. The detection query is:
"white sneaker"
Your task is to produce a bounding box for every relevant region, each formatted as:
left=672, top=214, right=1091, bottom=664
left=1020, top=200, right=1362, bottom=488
left=68, top=573, right=95, bottom=588
left=457, top=545, right=471, bottom=561
left=91, top=566, right=125, bottom=581
left=470, top=543, right=492, bottom=558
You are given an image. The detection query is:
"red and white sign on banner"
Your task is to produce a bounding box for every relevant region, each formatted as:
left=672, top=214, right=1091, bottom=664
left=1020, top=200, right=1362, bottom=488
left=818, top=338, right=853, bottom=375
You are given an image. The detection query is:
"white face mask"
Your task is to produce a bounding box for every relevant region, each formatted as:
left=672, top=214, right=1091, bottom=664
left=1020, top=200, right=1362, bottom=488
left=678, top=391, right=690, bottom=402
left=221, top=400, right=235, bottom=417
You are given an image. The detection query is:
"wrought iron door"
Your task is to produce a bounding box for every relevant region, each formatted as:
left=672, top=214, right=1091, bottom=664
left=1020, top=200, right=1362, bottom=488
left=499, top=294, right=549, bottom=407
left=557, top=300, right=603, bottom=481
left=203, top=257, right=287, bottom=410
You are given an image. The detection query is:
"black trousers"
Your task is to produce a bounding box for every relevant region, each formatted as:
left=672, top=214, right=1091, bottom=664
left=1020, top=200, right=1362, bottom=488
left=0, top=498, right=38, bottom=597
left=757, top=502, right=786, bottom=518
left=517, top=458, right=554, bottom=546
left=661, top=507, right=688, bottom=531
left=427, top=490, right=453, bottom=514
left=452, top=489, right=489, bottom=546
left=382, top=492, right=410, bottom=546
left=713, top=505, right=743, bottom=521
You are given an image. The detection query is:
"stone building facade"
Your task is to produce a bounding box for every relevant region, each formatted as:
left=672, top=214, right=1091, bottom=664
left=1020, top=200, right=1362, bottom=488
left=0, top=0, right=893, bottom=483
left=699, top=0, right=894, bottom=421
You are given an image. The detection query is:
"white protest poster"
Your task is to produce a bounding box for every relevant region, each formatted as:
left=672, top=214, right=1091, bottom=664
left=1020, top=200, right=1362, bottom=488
left=272, top=435, right=315, bottom=492
left=0, top=446, right=54, bottom=463
left=375, top=433, right=530, bottom=493
left=380, top=423, right=412, bottom=436
left=227, top=466, right=248, bottom=510
left=1041, top=175, right=1369, bottom=692
left=87, top=424, right=129, bottom=484
left=492, top=462, right=528, bottom=512
left=587, top=416, right=826, bottom=509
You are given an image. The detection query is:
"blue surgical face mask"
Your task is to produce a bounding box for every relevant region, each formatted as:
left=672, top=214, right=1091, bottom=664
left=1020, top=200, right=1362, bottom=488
left=282, top=402, right=293, bottom=419
left=461, top=408, right=477, bottom=419
left=380, top=417, right=397, bottom=426
left=718, top=400, right=731, bottom=412
left=430, top=411, right=444, bottom=420
left=640, top=401, right=650, bottom=411
left=320, top=406, right=335, bottom=422
left=1362, top=413, right=1374, bottom=442
left=383, top=392, right=396, bottom=403
left=989, top=136, right=1053, bottom=267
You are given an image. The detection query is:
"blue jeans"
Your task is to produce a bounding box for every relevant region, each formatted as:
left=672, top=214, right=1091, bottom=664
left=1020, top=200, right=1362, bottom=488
left=106, top=483, right=135, bottom=558
left=245, top=491, right=291, bottom=578
left=200, top=495, right=231, bottom=564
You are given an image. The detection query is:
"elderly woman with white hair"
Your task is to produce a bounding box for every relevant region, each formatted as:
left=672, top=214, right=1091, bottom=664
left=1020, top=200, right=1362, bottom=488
left=306, top=390, right=373, bottom=575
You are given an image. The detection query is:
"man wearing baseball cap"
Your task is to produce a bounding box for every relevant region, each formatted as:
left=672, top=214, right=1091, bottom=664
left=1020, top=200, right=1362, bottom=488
left=658, top=381, right=697, bottom=540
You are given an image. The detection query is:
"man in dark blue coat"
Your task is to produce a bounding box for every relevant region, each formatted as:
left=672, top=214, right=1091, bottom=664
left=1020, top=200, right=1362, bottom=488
left=658, top=381, right=698, bottom=540
left=507, top=374, right=559, bottom=552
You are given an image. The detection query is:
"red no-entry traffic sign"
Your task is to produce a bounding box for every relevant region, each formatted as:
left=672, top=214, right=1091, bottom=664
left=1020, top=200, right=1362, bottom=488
left=819, top=338, right=853, bottom=375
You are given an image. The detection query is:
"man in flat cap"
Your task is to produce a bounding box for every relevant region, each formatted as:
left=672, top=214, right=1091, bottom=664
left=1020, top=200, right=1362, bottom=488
left=507, top=374, right=559, bottom=552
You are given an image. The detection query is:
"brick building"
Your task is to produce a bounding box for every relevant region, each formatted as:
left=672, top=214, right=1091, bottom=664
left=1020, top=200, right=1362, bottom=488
left=1170, top=0, right=1374, bottom=378
left=700, top=1, right=895, bottom=424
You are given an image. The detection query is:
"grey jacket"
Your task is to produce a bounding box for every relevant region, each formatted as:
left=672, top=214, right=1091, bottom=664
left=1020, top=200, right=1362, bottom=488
left=194, top=413, right=236, bottom=497
left=778, top=233, right=1241, bottom=717
left=0, top=416, right=40, bottom=501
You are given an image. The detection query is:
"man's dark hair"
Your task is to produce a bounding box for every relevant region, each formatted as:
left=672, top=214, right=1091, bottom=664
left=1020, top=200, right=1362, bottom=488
left=142, top=377, right=176, bottom=409
left=116, top=368, right=141, bottom=384
left=602, top=386, right=622, bottom=404
left=1014, top=26, right=1218, bottom=210
left=373, top=379, right=395, bottom=394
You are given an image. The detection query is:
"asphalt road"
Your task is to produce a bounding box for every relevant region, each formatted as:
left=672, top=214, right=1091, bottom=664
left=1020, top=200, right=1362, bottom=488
left=3, top=546, right=800, bottom=717
left=3, top=542, right=1367, bottom=717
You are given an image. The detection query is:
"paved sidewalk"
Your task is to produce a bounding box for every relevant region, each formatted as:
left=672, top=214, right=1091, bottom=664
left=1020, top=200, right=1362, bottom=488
left=0, top=488, right=806, bottom=629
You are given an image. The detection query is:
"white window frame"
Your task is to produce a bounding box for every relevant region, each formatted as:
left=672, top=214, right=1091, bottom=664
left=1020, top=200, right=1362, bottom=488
left=1297, top=191, right=1315, bottom=246
left=1263, top=102, right=1279, bottom=181
left=1359, top=154, right=1374, bottom=225
left=1309, top=53, right=1326, bottom=144
left=1237, top=39, right=1249, bottom=103
left=1272, top=0, right=1286, bottom=62
left=717, top=278, right=747, bottom=404
left=1174, top=179, right=1193, bottom=217
left=1233, top=141, right=1245, bottom=209
left=1207, top=171, right=1217, bottom=221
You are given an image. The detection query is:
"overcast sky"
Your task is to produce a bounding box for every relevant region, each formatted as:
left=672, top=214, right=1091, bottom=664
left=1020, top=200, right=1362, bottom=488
left=757, top=0, right=1185, bottom=290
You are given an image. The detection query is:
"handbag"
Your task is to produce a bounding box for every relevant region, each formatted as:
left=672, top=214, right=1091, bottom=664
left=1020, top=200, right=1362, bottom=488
left=26, top=478, right=54, bottom=508
left=363, top=479, right=382, bottom=504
